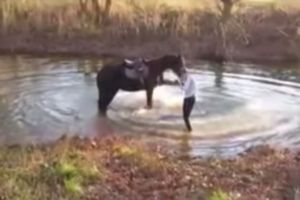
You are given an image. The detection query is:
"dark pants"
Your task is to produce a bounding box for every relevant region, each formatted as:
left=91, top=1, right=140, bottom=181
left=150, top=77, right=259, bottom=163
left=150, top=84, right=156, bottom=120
left=183, top=96, right=195, bottom=132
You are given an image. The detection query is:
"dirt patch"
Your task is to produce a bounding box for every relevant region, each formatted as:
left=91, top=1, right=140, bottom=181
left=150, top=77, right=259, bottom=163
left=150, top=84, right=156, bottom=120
left=0, top=33, right=299, bottom=65
left=1, top=136, right=300, bottom=200
left=0, top=1, right=300, bottom=65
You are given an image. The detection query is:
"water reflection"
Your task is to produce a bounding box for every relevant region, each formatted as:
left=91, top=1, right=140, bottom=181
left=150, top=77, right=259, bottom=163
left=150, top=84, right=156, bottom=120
left=0, top=55, right=300, bottom=157
left=90, top=116, right=116, bottom=137
left=178, top=132, right=192, bottom=160
left=211, top=62, right=224, bottom=88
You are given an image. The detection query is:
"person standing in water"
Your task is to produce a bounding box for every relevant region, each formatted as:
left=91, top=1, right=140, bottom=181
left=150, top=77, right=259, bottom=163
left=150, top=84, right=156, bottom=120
left=180, top=69, right=196, bottom=132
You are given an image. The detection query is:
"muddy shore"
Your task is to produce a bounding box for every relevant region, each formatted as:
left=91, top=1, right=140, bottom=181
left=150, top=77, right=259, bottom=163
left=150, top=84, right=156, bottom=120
left=0, top=136, right=300, bottom=200
left=0, top=33, right=299, bottom=65
left=0, top=0, right=299, bottom=65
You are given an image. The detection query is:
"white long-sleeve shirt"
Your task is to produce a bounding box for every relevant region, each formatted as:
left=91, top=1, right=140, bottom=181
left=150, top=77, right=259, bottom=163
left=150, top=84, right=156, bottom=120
left=181, top=74, right=196, bottom=98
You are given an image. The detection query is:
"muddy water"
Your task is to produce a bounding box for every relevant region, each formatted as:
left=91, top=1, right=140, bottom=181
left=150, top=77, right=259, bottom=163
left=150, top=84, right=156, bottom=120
left=0, top=55, right=300, bottom=157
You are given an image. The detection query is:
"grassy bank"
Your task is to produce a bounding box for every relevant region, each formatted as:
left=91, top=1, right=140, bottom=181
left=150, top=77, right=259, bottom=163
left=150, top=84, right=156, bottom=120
left=0, top=136, right=300, bottom=200
left=0, top=0, right=299, bottom=63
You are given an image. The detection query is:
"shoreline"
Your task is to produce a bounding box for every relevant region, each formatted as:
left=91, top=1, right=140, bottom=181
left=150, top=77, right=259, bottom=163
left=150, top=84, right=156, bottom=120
left=0, top=35, right=299, bottom=66
left=0, top=136, right=299, bottom=200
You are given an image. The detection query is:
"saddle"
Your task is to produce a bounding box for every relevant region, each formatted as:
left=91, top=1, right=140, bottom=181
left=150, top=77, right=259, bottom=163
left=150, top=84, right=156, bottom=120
left=123, top=59, right=149, bottom=80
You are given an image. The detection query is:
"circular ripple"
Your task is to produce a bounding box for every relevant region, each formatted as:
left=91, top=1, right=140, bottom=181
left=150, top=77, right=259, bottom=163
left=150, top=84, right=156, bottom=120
left=1, top=56, right=300, bottom=157
left=109, top=70, right=300, bottom=157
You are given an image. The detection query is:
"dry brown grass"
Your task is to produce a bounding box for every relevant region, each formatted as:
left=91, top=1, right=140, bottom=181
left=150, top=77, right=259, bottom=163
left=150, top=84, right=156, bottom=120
left=0, top=136, right=300, bottom=200
left=0, top=0, right=299, bottom=62
left=0, top=0, right=297, bottom=37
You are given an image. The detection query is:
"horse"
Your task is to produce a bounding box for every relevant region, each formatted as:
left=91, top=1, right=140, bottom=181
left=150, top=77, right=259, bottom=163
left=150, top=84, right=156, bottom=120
left=96, top=54, right=186, bottom=116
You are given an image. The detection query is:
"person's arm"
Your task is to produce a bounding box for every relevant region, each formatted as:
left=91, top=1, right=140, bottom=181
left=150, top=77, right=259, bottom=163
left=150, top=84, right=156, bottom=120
left=181, top=76, right=190, bottom=91
left=163, top=79, right=180, bottom=85
left=157, top=74, right=180, bottom=86
left=179, top=80, right=184, bottom=89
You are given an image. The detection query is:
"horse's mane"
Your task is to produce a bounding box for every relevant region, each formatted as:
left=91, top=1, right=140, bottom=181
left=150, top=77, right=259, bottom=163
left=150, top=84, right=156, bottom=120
left=144, top=54, right=182, bottom=62
left=142, top=54, right=184, bottom=75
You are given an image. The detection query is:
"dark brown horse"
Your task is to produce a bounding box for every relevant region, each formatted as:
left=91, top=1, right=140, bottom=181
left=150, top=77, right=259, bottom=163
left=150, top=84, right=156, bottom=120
left=96, top=54, right=185, bottom=116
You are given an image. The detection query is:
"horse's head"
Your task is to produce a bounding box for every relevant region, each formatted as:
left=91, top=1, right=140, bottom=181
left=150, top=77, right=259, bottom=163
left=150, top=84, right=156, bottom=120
left=161, top=54, right=186, bottom=77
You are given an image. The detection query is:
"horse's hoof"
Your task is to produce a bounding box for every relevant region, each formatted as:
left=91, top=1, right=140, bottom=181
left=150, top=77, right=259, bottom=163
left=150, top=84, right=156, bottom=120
left=145, top=106, right=152, bottom=110
left=98, top=111, right=107, bottom=117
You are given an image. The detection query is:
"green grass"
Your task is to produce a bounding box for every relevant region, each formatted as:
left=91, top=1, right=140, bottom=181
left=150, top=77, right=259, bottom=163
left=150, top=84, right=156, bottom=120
left=0, top=141, right=104, bottom=200
left=209, top=189, right=232, bottom=200
left=113, top=143, right=169, bottom=175
left=0, top=139, right=172, bottom=200
left=0, top=137, right=296, bottom=200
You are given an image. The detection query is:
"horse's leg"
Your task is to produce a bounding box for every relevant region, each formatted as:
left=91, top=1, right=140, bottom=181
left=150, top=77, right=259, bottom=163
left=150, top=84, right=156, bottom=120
left=146, top=87, right=154, bottom=109
left=98, top=88, right=118, bottom=116
left=98, top=90, right=106, bottom=116
left=158, top=74, right=164, bottom=85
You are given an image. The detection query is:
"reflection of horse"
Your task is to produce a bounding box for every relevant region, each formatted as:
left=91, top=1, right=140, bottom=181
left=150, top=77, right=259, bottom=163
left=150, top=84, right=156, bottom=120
left=96, top=55, right=185, bottom=116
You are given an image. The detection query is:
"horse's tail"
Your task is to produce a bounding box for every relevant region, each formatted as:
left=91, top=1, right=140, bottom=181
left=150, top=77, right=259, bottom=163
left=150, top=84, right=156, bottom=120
left=96, top=70, right=102, bottom=89
left=96, top=65, right=110, bottom=89
left=96, top=64, right=121, bottom=116
left=96, top=70, right=107, bottom=115
left=96, top=63, right=121, bottom=87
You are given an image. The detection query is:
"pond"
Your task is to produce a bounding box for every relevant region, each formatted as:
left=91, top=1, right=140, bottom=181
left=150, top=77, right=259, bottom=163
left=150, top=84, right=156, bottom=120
left=0, top=54, right=300, bottom=157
